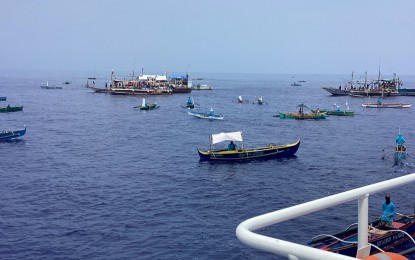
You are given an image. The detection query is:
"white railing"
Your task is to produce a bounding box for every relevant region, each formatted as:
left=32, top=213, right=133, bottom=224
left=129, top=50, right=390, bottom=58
left=236, top=172, right=415, bottom=260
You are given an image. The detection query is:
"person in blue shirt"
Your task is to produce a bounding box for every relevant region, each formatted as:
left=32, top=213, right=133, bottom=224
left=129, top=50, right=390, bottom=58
left=380, top=194, right=396, bottom=227
left=187, top=97, right=193, bottom=105
left=228, top=141, right=236, bottom=151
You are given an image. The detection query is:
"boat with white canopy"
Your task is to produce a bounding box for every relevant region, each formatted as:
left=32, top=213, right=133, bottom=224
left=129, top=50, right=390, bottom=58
left=197, top=131, right=300, bottom=161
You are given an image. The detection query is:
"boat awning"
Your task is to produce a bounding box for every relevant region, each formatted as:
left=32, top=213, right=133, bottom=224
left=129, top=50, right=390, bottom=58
left=169, top=74, right=188, bottom=80
left=211, top=131, right=243, bottom=145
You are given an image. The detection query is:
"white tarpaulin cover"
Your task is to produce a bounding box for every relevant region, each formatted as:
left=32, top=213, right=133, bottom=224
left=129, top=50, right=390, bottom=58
left=211, top=131, right=243, bottom=145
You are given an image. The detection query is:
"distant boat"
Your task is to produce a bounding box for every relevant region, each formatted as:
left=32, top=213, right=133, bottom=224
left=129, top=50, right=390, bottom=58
left=291, top=82, right=302, bottom=86
left=192, top=84, right=212, bottom=90
left=311, top=103, right=355, bottom=116
left=197, top=131, right=300, bottom=161
left=134, top=98, right=159, bottom=110
left=0, top=96, right=6, bottom=101
left=362, top=103, right=411, bottom=108
left=41, top=81, right=62, bottom=89
left=279, top=103, right=326, bottom=120
left=188, top=108, right=224, bottom=120
left=63, top=81, right=71, bottom=85
left=0, top=125, right=26, bottom=141
left=0, top=105, right=23, bottom=113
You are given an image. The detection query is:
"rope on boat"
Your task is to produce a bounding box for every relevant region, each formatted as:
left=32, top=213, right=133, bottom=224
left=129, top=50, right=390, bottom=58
left=346, top=223, right=358, bottom=230
left=310, top=234, right=386, bottom=253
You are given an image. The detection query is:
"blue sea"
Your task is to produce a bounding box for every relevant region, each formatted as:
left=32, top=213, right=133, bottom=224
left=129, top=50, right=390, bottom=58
left=1, top=70, right=415, bottom=260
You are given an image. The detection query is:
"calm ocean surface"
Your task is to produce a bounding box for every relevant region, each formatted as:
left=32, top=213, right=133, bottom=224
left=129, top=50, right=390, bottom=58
left=1, top=70, right=415, bottom=260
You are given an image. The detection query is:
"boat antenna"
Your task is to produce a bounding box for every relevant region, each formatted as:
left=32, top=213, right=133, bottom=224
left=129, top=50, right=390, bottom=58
left=378, top=58, right=381, bottom=81
left=141, top=67, right=144, bottom=76
left=132, top=58, right=136, bottom=78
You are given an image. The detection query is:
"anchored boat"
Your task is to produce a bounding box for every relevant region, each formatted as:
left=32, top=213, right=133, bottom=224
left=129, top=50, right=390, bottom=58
left=197, top=131, right=300, bottom=161
left=279, top=103, right=326, bottom=120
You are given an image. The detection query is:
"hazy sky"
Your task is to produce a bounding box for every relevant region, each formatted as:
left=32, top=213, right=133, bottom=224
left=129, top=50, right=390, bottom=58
left=1, top=0, right=414, bottom=75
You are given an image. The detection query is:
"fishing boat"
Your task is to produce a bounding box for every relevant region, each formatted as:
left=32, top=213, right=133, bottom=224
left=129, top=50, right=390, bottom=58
left=41, top=81, right=62, bottom=89
left=362, top=103, right=411, bottom=108
left=309, top=214, right=415, bottom=257
left=181, top=97, right=195, bottom=109
left=197, top=131, right=300, bottom=161
left=291, top=82, right=302, bottom=86
left=0, top=125, right=26, bottom=141
left=168, top=74, right=192, bottom=93
left=311, top=103, right=355, bottom=116
left=0, top=96, right=6, bottom=101
left=192, top=84, right=212, bottom=90
left=188, top=108, right=224, bottom=120
left=0, top=105, right=23, bottom=113
left=255, top=96, right=268, bottom=105
left=382, top=131, right=409, bottom=164
left=322, top=86, right=350, bottom=96
left=134, top=98, right=159, bottom=110
left=279, top=103, right=326, bottom=120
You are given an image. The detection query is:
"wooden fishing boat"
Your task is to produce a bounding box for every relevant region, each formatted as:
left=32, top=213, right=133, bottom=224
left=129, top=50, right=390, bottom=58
left=313, top=110, right=354, bottom=116
left=0, top=105, right=23, bottom=113
left=188, top=110, right=224, bottom=120
left=362, top=103, right=411, bottom=108
left=0, top=126, right=26, bottom=141
left=134, top=98, right=159, bottom=110
left=311, top=103, right=354, bottom=116
left=309, top=214, right=415, bottom=257
left=0, top=96, right=6, bottom=101
left=197, top=131, right=300, bottom=161
left=279, top=103, right=326, bottom=120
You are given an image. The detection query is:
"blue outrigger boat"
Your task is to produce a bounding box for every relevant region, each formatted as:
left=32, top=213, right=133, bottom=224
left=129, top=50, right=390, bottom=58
left=0, top=96, right=6, bottom=101
left=0, top=126, right=26, bottom=141
left=381, top=131, right=409, bottom=165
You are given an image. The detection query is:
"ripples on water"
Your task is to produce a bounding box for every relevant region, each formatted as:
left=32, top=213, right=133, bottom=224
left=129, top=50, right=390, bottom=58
left=1, top=71, right=415, bottom=259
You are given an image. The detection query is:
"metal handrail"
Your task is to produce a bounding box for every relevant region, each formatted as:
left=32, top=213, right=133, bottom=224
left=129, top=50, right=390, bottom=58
left=236, top=173, right=415, bottom=260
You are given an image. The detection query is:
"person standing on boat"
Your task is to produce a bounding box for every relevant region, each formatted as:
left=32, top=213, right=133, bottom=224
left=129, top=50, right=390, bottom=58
left=380, top=194, right=396, bottom=227
left=377, top=98, right=383, bottom=105
left=228, top=141, right=236, bottom=151
left=187, top=97, right=193, bottom=105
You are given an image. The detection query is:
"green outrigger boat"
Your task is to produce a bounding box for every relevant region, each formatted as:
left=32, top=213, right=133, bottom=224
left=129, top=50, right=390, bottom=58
left=311, top=103, right=354, bottom=116
left=311, top=109, right=354, bottom=116
left=279, top=103, right=326, bottom=120
left=0, top=105, right=23, bottom=113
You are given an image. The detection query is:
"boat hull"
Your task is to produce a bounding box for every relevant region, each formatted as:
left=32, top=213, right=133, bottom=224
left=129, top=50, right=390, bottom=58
left=322, top=87, right=350, bottom=96
left=279, top=112, right=326, bottom=120
left=0, top=126, right=26, bottom=141
left=138, top=104, right=159, bottom=110
left=0, top=106, right=23, bottom=113
left=188, top=111, right=224, bottom=120
left=198, top=139, right=300, bottom=161
left=311, top=110, right=354, bottom=116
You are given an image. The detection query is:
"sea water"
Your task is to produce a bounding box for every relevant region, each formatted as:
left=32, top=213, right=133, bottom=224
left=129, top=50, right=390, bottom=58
left=1, top=70, right=415, bottom=259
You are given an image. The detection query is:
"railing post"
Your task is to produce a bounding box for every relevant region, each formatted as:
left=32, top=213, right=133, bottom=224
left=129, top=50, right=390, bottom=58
left=357, top=193, right=369, bottom=257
